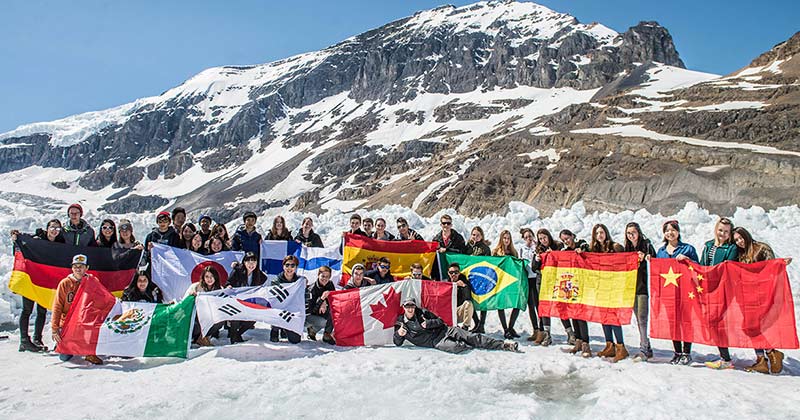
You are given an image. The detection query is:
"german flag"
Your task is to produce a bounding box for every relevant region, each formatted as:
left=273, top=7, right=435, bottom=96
left=10, top=234, right=142, bottom=310
left=341, top=233, right=439, bottom=286
left=538, top=251, right=639, bottom=325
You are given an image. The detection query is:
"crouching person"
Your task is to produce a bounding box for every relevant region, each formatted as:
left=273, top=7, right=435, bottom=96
left=306, top=266, right=336, bottom=345
left=186, top=266, right=224, bottom=346
left=52, top=254, right=103, bottom=365
left=393, top=297, right=519, bottom=353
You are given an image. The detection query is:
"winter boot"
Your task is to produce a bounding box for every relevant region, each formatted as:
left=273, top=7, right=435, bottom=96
left=197, top=336, right=213, bottom=347
left=669, top=352, right=682, bottom=365
left=270, top=328, right=280, bottom=342
left=527, top=329, right=541, bottom=342
left=307, top=326, right=318, bottom=341
left=745, top=356, right=770, bottom=374
left=580, top=342, right=592, bottom=358
left=532, top=330, right=546, bottom=346
left=678, top=353, right=693, bottom=366
left=540, top=331, right=552, bottom=347
left=32, top=338, right=49, bottom=352
left=612, top=344, right=628, bottom=363
left=502, top=341, right=521, bottom=352
left=19, top=337, right=44, bottom=353
left=597, top=341, right=615, bottom=358
left=84, top=355, right=103, bottom=365
left=566, top=327, right=576, bottom=345
left=508, top=327, right=521, bottom=338
left=767, top=350, right=784, bottom=374
left=322, top=332, right=336, bottom=345
left=564, top=338, right=582, bottom=354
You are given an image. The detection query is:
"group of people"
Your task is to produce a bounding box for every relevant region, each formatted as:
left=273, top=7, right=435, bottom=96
left=10, top=205, right=792, bottom=374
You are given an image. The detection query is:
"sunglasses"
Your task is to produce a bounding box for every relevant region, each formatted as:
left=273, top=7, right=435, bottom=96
left=440, top=221, right=452, bottom=226
left=378, top=264, right=390, bottom=269
left=101, top=226, right=114, bottom=231
left=157, top=217, right=170, bottom=222
left=411, top=273, right=422, bottom=277
left=397, top=224, right=407, bottom=229
left=284, top=263, right=297, bottom=268
left=48, top=226, right=61, bottom=232
left=448, top=270, right=459, bottom=275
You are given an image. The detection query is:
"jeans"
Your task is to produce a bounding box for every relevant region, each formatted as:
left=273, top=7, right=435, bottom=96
left=306, top=310, right=333, bottom=334
left=20, top=296, right=47, bottom=341
left=633, top=294, right=651, bottom=351
left=434, top=326, right=505, bottom=353
left=602, top=325, right=624, bottom=344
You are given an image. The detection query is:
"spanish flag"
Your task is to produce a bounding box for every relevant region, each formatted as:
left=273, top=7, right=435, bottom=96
left=10, top=234, right=142, bottom=309
left=539, top=251, right=638, bottom=325
left=440, top=253, right=528, bottom=311
left=341, top=233, right=439, bottom=286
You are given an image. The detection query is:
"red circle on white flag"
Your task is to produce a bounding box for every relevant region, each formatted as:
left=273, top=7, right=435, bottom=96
left=190, top=261, right=229, bottom=287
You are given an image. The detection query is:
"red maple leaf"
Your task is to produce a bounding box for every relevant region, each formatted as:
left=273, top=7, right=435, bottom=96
left=369, top=287, right=403, bottom=330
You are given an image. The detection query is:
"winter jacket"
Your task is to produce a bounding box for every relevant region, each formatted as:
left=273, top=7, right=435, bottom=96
left=564, top=239, right=590, bottom=252
left=52, top=274, right=97, bottom=333
left=345, top=277, right=373, bottom=289
left=396, top=229, right=423, bottom=241
left=365, top=269, right=395, bottom=285
left=62, top=219, right=98, bottom=247
left=306, top=279, right=335, bottom=316
left=184, top=281, right=221, bottom=299
left=31, top=228, right=65, bottom=243
left=266, top=230, right=293, bottom=241
left=700, top=241, right=738, bottom=266
left=144, top=226, right=182, bottom=250
left=198, top=230, right=213, bottom=245
left=432, top=230, right=466, bottom=254
left=655, top=241, right=699, bottom=262
left=347, top=228, right=369, bottom=238
left=295, top=229, right=324, bottom=248
left=113, top=240, right=143, bottom=250
left=451, top=273, right=472, bottom=307
left=227, top=264, right=268, bottom=288
left=464, top=240, right=491, bottom=256
left=531, top=242, right=564, bottom=272
left=629, top=240, right=656, bottom=296
left=372, top=231, right=396, bottom=241
left=393, top=309, right=447, bottom=348
left=231, top=226, right=263, bottom=256
left=272, top=271, right=307, bottom=286
left=122, top=285, right=163, bottom=303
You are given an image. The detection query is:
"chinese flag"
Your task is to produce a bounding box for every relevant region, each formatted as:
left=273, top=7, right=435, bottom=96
left=650, top=258, right=798, bottom=349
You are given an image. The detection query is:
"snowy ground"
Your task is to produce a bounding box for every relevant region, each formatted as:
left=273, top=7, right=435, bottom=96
left=1, top=200, right=799, bottom=419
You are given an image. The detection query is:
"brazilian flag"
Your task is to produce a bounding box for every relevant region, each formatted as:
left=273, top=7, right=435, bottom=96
left=440, top=253, right=528, bottom=311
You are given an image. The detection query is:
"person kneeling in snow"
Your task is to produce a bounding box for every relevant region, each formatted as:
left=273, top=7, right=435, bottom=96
left=393, top=297, right=519, bottom=353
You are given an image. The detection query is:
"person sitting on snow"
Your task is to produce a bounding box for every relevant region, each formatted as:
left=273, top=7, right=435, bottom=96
left=393, top=297, right=519, bottom=354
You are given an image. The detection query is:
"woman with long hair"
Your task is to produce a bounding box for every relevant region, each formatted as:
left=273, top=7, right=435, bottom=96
left=122, top=271, right=163, bottom=303
left=519, top=228, right=540, bottom=342
left=465, top=226, right=492, bottom=333
left=180, top=223, right=197, bottom=249
left=624, top=222, right=656, bottom=361
left=560, top=229, right=589, bottom=355
left=96, top=219, right=118, bottom=248
left=655, top=220, right=698, bottom=365
left=114, top=219, right=144, bottom=250
left=530, top=228, right=566, bottom=347
left=492, top=230, right=520, bottom=339
left=185, top=266, right=224, bottom=346
left=733, top=226, right=791, bottom=374
left=590, top=224, right=627, bottom=362
left=266, top=215, right=293, bottom=240
left=701, top=217, right=739, bottom=370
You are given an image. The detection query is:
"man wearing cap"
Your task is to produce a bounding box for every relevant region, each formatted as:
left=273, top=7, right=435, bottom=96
left=62, top=203, right=98, bottom=247
left=144, top=211, right=182, bottom=258
left=393, top=297, right=519, bottom=354
left=52, top=254, right=104, bottom=365
left=198, top=215, right=213, bottom=244
left=232, top=211, right=262, bottom=259
left=344, top=264, right=376, bottom=289
left=227, top=251, right=268, bottom=343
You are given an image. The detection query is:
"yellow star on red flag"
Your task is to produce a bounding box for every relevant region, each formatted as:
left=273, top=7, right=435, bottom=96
left=660, top=266, right=682, bottom=288
left=688, top=291, right=695, bottom=299
left=696, top=286, right=704, bottom=293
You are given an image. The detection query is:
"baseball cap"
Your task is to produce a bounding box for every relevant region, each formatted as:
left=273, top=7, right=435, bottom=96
left=72, top=254, right=88, bottom=266
left=402, top=297, right=417, bottom=307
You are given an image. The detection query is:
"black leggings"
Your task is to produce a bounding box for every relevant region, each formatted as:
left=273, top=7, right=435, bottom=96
left=527, top=277, right=539, bottom=330
left=673, top=340, right=692, bottom=354
left=497, top=309, right=519, bottom=331
left=572, top=319, right=589, bottom=342
left=20, top=297, right=47, bottom=341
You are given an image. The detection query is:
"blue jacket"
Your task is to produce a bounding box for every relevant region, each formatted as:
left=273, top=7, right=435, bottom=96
left=656, top=241, right=699, bottom=262
left=232, top=225, right=262, bottom=256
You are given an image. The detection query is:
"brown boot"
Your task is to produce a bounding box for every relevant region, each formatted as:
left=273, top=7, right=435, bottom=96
left=527, top=329, right=541, bottom=342
left=745, top=356, right=770, bottom=374
left=566, top=339, right=583, bottom=354
left=580, top=342, right=592, bottom=358
left=612, top=344, right=628, bottom=363
left=197, top=336, right=213, bottom=347
left=84, top=355, right=103, bottom=365
left=767, top=350, right=784, bottom=374
left=597, top=341, right=615, bottom=357
left=532, top=330, right=545, bottom=346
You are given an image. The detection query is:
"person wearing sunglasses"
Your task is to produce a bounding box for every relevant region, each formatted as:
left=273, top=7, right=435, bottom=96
left=446, top=263, right=474, bottom=330
left=404, top=262, right=431, bottom=280
left=432, top=214, right=465, bottom=254
left=395, top=217, right=423, bottom=241
left=365, top=257, right=396, bottom=284
left=10, top=219, right=64, bottom=353
left=270, top=255, right=307, bottom=343
left=96, top=219, right=118, bottom=248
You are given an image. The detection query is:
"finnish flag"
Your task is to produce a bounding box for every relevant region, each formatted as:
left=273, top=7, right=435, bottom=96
left=261, top=241, right=343, bottom=287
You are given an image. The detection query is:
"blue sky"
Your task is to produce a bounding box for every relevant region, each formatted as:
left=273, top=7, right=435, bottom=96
left=1, top=0, right=797, bottom=133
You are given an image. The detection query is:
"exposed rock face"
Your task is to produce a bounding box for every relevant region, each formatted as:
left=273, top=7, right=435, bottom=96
left=100, top=195, right=170, bottom=214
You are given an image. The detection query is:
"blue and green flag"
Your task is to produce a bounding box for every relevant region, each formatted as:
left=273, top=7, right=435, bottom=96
left=440, top=253, right=528, bottom=311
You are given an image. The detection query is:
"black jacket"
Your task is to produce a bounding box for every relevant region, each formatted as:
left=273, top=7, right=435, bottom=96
left=532, top=242, right=564, bottom=271
left=393, top=309, right=447, bottom=348
left=365, top=269, right=395, bottom=285
left=564, top=239, right=589, bottom=252
left=31, top=228, right=66, bottom=243
left=432, top=230, right=466, bottom=254
left=266, top=230, right=293, bottom=241
left=122, top=285, right=163, bottom=303
left=227, top=265, right=268, bottom=288
left=452, top=273, right=472, bottom=306
left=144, top=226, right=182, bottom=249
left=272, top=271, right=306, bottom=286
left=396, top=229, right=423, bottom=241
left=295, top=230, right=324, bottom=248
left=348, top=228, right=369, bottom=238
left=306, top=279, right=335, bottom=316
left=464, top=240, right=491, bottom=256
left=628, top=240, right=656, bottom=296
left=372, top=231, right=396, bottom=241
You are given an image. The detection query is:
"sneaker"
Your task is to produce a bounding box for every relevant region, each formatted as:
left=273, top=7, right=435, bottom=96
left=705, top=359, right=733, bottom=370
left=669, top=353, right=682, bottom=365
left=322, top=332, right=336, bottom=345
left=502, top=341, right=521, bottom=352
left=633, top=352, right=648, bottom=362
left=307, top=326, right=318, bottom=341
left=84, top=355, right=103, bottom=365
left=18, top=338, right=44, bottom=353
left=678, top=354, right=693, bottom=366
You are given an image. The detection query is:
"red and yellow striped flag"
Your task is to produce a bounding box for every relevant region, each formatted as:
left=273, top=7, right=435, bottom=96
left=538, top=251, right=639, bottom=325
left=341, top=233, right=439, bottom=286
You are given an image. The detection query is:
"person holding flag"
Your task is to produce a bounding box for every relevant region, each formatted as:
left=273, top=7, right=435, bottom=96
left=52, top=254, right=103, bottom=365
left=227, top=251, right=268, bottom=343
left=623, top=222, right=656, bottom=361
left=270, top=255, right=307, bottom=344
left=185, top=266, right=224, bottom=346
left=393, top=297, right=520, bottom=353
left=306, top=266, right=336, bottom=345
left=701, top=217, right=739, bottom=370
left=590, top=224, right=627, bottom=362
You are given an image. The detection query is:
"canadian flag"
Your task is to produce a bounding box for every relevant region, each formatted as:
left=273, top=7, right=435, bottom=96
left=329, top=279, right=456, bottom=346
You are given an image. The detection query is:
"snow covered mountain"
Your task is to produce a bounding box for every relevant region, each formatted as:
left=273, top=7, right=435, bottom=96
left=0, top=0, right=795, bottom=220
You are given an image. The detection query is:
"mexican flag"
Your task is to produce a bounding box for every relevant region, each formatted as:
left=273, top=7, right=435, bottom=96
left=56, top=275, right=195, bottom=358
